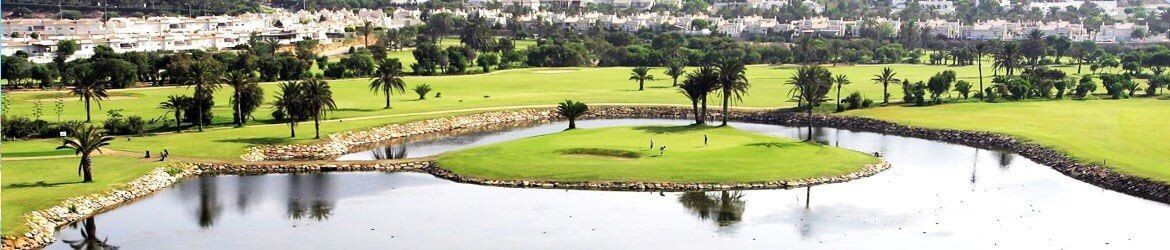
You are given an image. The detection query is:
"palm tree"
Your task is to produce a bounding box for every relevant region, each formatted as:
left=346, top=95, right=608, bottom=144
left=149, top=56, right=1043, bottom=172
left=413, top=84, right=433, bottom=100
left=359, top=21, right=373, bottom=47
left=871, top=67, right=899, bottom=104
left=158, top=95, right=191, bottom=132
left=974, top=42, right=987, bottom=93
left=629, top=66, right=655, bottom=91
left=301, top=78, right=337, bottom=139
left=995, top=42, right=1022, bottom=76
left=56, top=125, right=114, bottom=183
left=665, top=63, right=686, bottom=87
left=184, top=61, right=224, bottom=132
left=832, top=74, right=851, bottom=111
left=370, top=58, right=407, bottom=109
left=716, top=59, right=749, bottom=126
left=556, top=100, right=588, bottom=129
left=225, top=71, right=253, bottom=127
left=273, top=81, right=303, bottom=138
left=70, top=71, right=108, bottom=123
left=786, top=65, right=833, bottom=141
left=679, top=66, right=720, bottom=125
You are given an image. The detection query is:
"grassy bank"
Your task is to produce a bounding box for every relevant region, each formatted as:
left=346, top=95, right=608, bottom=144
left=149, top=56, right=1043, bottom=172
left=847, top=98, right=1170, bottom=183
left=1, top=156, right=166, bottom=235
left=436, top=125, right=879, bottom=183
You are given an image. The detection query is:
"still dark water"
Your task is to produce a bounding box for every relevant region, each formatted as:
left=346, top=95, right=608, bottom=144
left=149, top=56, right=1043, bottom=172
left=51, top=119, right=1170, bottom=249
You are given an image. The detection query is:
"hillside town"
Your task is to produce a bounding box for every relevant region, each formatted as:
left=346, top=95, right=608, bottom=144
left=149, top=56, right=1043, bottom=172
left=2, top=0, right=1168, bottom=63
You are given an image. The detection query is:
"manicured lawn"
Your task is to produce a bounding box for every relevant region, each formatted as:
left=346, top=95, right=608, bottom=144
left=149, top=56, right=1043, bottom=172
left=847, top=98, right=1170, bottom=183
left=1, top=156, right=166, bottom=235
left=4, top=64, right=1073, bottom=126
left=1, top=140, right=74, bottom=158
left=435, top=125, right=879, bottom=183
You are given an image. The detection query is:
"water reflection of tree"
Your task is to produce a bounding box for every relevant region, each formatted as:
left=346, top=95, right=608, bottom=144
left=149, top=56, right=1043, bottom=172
left=996, top=151, right=1014, bottom=170
left=372, top=143, right=408, bottom=160
left=678, top=191, right=746, bottom=226
left=196, top=177, right=221, bottom=228
left=62, top=217, right=119, bottom=250
left=236, top=175, right=261, bottom=213
left=286, top=173, right=334, bottom=221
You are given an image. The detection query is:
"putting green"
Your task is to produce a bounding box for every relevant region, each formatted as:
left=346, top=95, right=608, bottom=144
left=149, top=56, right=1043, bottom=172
left=435, top=125, right=880, bottom=183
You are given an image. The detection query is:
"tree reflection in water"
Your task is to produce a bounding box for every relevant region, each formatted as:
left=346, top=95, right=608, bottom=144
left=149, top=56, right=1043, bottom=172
left=62, top=217, right=118, bottom=250
left=286, top=173, right=335, bottom=221
left=678, top=191, right=746, bottom=226
left=196, top=177, right=221, bottom=228
left=371, top=142, right=408, bottom=160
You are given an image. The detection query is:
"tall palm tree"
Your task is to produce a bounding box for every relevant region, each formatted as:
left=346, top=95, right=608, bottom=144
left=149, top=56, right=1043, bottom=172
left=56, top=125, right=113, bottom=182
left=184, top=61, right=224, bottom=132
left=301, top=78, right=337, bottom=139
left=225, top=71, right=253, bottom=127
left=995, top=42, right=1022, bottom=76
left=974, top=42, right=987, bottom=93
left=665, top=63, right=686, bottom=87
left=370, top=58, right=406, bottom=109
left=70, top=70, right=108, bottom=123
left=273, top=81, right=303, bottom=138
left=786, top=65, right=833, bottom=141
left=629, top=66, right=655, bottom=91
left=832, top=74, right=851, bottom=111
left=158, top=95, right=191, bottom=132
left=716, top=59, right=749, bottom=126
left=360, top=21, right=373, bottom=47
left=679, top=66, right=720, bottom=125
left=556, top=100, right=588, bottom=129
left=871, top=67, right=899, bottom=104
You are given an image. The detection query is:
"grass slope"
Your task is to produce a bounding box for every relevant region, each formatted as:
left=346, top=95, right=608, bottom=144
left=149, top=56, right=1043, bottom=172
left=2, top=156, right=166, bottom=235
left=435, top=126, right=879, bottom=183
left=848, top=98, right=1170, bottom=183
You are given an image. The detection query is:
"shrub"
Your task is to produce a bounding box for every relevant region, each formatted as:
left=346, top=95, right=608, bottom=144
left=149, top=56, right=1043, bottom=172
left=862, top=99, right=873, bottom=108
left=103, top=115, right=146, bottom=135
left=842, top=91, right=865, bottom=109
left=2, top=116, right=48, bottom=139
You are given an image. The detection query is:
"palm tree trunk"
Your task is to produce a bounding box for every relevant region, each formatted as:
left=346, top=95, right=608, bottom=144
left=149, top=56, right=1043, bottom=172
left=806, top=107, right=814, bottom=142
left=568, top=118, right=576, bottom=129
left=314, top=114, right=321, bottom=139
left=81, top=156, right=93, bottom=182
left=672, top=77, right=678, bottom=87
left=691, top=100, right=700, bottom=125
left=385, top=89, right=391, bottom=108
left=835, top=85, right=842, bottom=111
left=289, top=120, right=297, bottom=138
left=175, top=110, right=182, bottom=132
left=84, top=96, right=92, bottom=122
left=197, top=106, right=204, bottom=132
left=700, top=95, right=708, bottom=125
left=882, top=83, right=889, bottom=104
left=639, top=80, right=644, bottom=91
left=720, top=89, right=729, bottom=126
left=977, top=60, right=984, bottom=93
left=235, top=90, right=243, bottom=127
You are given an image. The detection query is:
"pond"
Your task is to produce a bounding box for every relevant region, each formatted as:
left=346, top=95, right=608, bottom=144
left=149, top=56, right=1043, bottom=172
left=50, top=119, right=1170, bottom=249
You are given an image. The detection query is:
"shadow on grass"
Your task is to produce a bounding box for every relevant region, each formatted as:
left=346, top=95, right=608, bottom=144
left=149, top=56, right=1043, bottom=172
left=631, top=125, right=715, bottom=134
left=335, top=107, right=381, bottom=112
left=6, top=180, right=85, bottom=189
left=745, top=142, right=798, bottom=149
left=215, top=137, right=299, bottom=145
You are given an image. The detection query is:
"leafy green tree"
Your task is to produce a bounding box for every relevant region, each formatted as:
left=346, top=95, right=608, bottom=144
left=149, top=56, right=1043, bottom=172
left=183, top=60, right=224, bottom=131
left=55, top=40, right=79, bottom=68
left=56, top=125, right=114, bottom=183
left=786, top=65, right=832, bottom=141
left=927, top=74, right=954, bottom=104
left=629, top=66, right=656, bottom=91
left=995, top=42, right=1022, bottom=75
left=476, top=53, right=499, bottom=72
left=953, top=80, right=973, bottom=99
left=871, top=67, right=899, bottom=104
left=370, top=58, right=407, bottom=108
left=301, top=78, right=337, bottom=139
left=226, top=71, right=261, bottom=127
left=1074, top=75, right=1098, bottom=98
left=556, top=100, right=589, bottom=130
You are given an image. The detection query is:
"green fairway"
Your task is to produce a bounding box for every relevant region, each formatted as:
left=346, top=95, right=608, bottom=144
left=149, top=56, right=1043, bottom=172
left=848, top=98, right=1170, bottom=183
left=435, top=125, right=880, bottom=183
left=1, top=156, right=166, bottom=235
left=3, top=64, right=1065, bottom=126
left=1, top=140, right=75, bottom=158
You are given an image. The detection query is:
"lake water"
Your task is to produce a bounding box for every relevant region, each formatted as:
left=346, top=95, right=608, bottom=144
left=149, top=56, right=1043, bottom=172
left=50, top=119, right=1170, bottom=249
